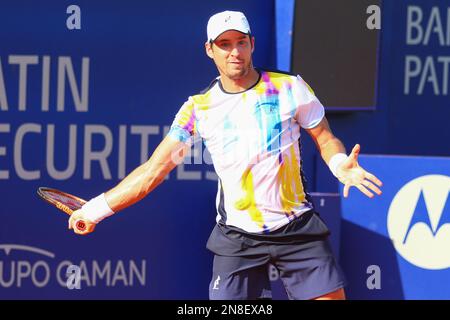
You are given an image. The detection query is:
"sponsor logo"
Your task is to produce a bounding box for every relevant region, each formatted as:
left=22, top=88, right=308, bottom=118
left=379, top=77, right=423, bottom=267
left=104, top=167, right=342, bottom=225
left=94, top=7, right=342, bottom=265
left=387, top=175, right=450, bottom=270
left=0, top=243, right=147, bottom=289
left=213, top=275, right=220, bottom=290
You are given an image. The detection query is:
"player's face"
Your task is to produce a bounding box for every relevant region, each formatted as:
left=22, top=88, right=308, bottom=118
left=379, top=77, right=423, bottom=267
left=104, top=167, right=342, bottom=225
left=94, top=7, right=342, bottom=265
left=206, top=30, right=255, bottom=80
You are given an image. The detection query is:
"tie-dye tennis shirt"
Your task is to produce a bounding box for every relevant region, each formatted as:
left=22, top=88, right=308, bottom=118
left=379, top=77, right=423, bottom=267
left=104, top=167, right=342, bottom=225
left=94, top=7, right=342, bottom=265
left=168, top=70, right=325, bottom=233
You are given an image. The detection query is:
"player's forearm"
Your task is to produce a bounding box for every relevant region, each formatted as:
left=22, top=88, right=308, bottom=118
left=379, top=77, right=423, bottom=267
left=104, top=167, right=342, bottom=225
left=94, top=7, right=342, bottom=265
left=306, top=117, right=348, bottom=179
left=103, top=136, right=187, bottom=213
left=77, top=136, right=187, bottom=224
left=317, top=137, right=346, bottom=165
left=104, top=156, right=175, bottom=213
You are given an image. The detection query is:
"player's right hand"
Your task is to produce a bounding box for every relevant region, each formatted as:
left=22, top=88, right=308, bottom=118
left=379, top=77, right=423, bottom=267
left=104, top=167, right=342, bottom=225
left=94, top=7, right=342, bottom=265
left=68, top=209, right=96, bottom=235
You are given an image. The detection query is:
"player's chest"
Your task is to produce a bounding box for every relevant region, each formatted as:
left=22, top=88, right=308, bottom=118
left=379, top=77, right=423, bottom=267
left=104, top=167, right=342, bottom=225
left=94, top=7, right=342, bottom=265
left=196, top=94, right=293, bottom=138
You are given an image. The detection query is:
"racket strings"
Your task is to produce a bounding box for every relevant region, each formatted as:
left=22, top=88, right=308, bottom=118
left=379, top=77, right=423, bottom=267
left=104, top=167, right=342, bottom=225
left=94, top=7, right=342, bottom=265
left=37, top=187, right=88, bottom=232
left=39, top=189, right=85, bottom=211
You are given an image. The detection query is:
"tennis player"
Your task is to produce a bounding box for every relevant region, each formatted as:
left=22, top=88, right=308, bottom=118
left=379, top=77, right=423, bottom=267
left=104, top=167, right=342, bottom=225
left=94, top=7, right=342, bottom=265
left=69, top=11, right=383, bottom=300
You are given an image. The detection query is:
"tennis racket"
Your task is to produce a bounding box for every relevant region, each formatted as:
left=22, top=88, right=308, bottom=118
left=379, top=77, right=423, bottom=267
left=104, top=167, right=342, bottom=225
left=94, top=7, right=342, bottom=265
left=37, top=187, right=87, bottom=231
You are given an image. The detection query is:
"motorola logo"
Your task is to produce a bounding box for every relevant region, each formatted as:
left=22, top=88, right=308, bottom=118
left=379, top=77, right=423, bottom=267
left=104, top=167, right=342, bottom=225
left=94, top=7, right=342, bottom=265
left=387, top=175, right=450, bottom=270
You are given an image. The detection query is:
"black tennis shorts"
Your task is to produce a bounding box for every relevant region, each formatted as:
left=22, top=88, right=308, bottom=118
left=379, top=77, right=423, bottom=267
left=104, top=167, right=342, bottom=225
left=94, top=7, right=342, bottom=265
left=206, top=210, right=347, bottom=300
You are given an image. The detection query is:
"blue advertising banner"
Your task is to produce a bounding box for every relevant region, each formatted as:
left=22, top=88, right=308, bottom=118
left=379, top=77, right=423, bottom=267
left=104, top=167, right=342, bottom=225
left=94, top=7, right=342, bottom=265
left=0, top=0, right=275, bottom=299
left=340, top=155, right=450, bottom=299
left=385, top=0, right=450, bottom=155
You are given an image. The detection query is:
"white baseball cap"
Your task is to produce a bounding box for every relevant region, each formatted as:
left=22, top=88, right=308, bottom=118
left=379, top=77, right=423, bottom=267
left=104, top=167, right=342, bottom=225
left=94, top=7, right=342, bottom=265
left=207, top=11, right=251, bottom=42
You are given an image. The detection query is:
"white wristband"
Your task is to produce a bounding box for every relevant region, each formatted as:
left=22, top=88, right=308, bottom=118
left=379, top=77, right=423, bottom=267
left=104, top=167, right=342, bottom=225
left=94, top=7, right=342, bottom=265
left=81, top=193, right=114, bottom=224
left=329, top=153, right=348, bottom=178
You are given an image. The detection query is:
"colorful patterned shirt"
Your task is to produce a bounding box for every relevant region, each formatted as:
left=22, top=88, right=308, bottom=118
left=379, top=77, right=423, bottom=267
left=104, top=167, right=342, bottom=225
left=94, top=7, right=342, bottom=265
left=168, top=70, right=324, bottom=233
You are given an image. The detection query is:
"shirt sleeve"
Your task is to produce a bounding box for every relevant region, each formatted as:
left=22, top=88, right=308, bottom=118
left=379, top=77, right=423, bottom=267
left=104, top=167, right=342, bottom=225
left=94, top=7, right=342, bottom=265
left=293, top=75, right=325, bottom=129
left=167, top=97, right=197, bottom=144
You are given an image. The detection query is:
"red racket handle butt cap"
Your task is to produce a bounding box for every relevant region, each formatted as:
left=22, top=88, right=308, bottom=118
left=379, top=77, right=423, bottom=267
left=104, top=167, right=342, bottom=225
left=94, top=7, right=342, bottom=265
left=75, top=219, right=87, bottom=232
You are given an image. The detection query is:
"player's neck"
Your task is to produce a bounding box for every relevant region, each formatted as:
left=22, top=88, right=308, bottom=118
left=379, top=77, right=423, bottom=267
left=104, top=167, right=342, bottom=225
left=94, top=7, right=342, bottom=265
left=219, top=68, right=260, bottom=93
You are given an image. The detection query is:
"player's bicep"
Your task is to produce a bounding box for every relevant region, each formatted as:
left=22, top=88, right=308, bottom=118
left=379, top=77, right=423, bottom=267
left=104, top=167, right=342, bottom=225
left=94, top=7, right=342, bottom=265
left=147, top=135, right=189, bottom=172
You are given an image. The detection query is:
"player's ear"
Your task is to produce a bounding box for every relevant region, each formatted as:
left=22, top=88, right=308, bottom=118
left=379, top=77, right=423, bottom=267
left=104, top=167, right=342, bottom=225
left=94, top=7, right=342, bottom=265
left=251, top=36, right=255, bottom=53
left=205, top=42, right=214, bottom=59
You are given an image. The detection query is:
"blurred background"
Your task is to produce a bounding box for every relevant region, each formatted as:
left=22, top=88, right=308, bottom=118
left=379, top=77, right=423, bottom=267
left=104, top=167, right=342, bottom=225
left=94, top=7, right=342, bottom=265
left=0, top=0, right=449, bottom=299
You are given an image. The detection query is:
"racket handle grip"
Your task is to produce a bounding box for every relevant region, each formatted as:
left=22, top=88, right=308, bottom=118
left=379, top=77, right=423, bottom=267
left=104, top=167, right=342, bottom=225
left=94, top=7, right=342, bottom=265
left=75, top=219, right=87, bottom=232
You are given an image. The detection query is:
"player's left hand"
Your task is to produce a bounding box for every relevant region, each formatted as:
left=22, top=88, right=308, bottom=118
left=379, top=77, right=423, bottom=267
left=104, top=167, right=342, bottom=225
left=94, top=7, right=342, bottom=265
left=336, top=144, right=383, bottom=198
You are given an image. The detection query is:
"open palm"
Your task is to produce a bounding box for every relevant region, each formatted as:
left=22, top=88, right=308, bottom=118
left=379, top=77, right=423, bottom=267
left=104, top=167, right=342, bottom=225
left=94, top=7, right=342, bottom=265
left=336, top=144, right=383, bottom=198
